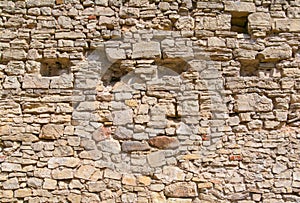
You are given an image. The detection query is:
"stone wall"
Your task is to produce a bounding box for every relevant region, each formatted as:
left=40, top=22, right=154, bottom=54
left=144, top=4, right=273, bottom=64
left=0, top=0, right=300, bottom=202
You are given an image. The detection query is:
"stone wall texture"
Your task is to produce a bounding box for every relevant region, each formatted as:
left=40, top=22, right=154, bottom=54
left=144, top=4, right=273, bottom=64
left=1, top=0, right=300, bottom=202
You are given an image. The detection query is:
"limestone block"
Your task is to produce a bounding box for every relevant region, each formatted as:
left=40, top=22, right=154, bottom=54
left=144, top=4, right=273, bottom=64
left=55, top=31, right=86, bottom=39
left=2, top=49, right=27, bottom=61
left=1, top=163, right=22, bottom=172
left=5, top=61, right=25, bottom=75
left=57, top=16, right=73, bottom=29
left=224, top=2, right=256, bottom=13
left=97, top=139, right=121, bottom=154
left=164, top=182, right=198, bottom=197
left=122, top=141, right=150, bottom=152
left=14, top=189, right=32, bottom=198
left=75, top=165, right=96, bottom=180
left=105, top=48, right=126, bottom=62
left=48, top=157, right=80, bottom=169
left=234, top=93, right=273, bottom=112
left=114, top=126, right=133, bottom=140
left=132, top=42, right=161, bottom=59
left=147, top=151, right=166, bottom=168
left=39, top=124, right=64, bottom=140
left=274, top=19, right=300, bottom=32
left=175, top=16, right=194, bottom=30
left=258, top=43, right=292, bottom=62
left=167, top=199, right=192, bottom=203
left=50, top=73, right=74, bottom=89
left=248, top=12, right=271, bottom=37
left=88, top=181, right=106, bottom=192
left=3, top=76, right=20, bottom=89
left=52, top=168, right=74, bottom=179
left=26, top=0, right=55, bottom=7
left=2, top=178, right=19, bottom=189
left=23, top=75, right=50, bottom=89
left=112, top=109, right=133, bottom=125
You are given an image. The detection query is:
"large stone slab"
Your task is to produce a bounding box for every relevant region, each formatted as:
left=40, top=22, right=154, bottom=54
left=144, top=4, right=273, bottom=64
left=234, top=93, right=273, bottom=112
left=224, top=2, right=256, bottom=13
left=132, top=42, right=161, bottom=59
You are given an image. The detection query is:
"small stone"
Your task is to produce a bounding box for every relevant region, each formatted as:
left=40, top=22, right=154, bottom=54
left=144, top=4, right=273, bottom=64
left=48, top=157, right=80, bottom=169
left=104, top=169, right=122, bottom=180
left=67, top=193, right=81, bottom=203
left=198, top=182, right=213, bottom=189
left=165, top=182, right=198, bottom=197
left=148, top=136, right=180, bottom=149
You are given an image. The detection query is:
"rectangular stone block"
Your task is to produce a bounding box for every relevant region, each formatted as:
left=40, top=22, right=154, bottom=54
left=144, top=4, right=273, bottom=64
left=132, top=42, right=161, bottom=59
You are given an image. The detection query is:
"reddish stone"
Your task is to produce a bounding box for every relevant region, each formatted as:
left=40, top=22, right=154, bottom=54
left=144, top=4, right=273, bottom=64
left=148, top=136, right=179, bottom=149
left=202, top=134, right=210, bottom=141
left=229, top=155, right=243, bottom=161
left=56, top=0, right=64, bottom=4
left=92, top=126, right=111, bottom=142
left=88, top=15, right=97, bottom=20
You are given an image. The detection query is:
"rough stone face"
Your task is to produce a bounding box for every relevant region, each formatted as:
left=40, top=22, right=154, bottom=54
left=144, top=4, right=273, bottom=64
left=234, top=93, right=273, bottom=112
left=97, top=140, right=121, bottom=154
left=132, top=42, right=161, bottom=59
left=48, top=157, right=80, bottom=168
left=39, top=124, right=64, bottom=140
left=52, top=168, right=74, bottom=180
left=224, top=1, right=256, bottom=13
left=147, top=151, right=166, bottom=168
left=75, top=165, right=95, bottom=180
left=148, top=136, right=180, bottom=149
left=165, top=182, right=198, bottom=197
left=258, top=43, right=292, bottom=62
left=122, top=141, right=150, bottom=152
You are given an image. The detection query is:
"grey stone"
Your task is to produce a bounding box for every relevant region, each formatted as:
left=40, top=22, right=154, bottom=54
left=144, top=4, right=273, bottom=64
left=122, top=141, right=150, bottom=152
left=97, top=140, right=121, bottom=154
left=147, top=151, right=166, bottom=168
left=132, top=42, right=161, bottom=59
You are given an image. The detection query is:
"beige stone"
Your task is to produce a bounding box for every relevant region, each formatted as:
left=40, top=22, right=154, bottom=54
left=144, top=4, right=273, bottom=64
left=39, top=124, right=64, bottom=140
left=75, top=165, right=96, bottom=180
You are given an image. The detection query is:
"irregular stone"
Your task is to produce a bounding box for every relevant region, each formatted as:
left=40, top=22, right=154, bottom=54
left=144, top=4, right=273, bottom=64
left=104, top=168, right=122, bottom=180
left=114, top=126, right=133, bottom=140
left=2, top=178, right=19, bottom=189
left=53, top=145, right=74, bottom=156
left=272, top=162, right=287, bottom=174
left=151, top=192, right=167, bottom=203
left=122, top=174, right=137, bottom=186
left=248, top=12, right=271, bottom=37
left=105, top=48, right=126, bottom=62
left=23, top=75, right=50, bottom=89
left=3, top=76, right=20, bottom=89
left=88, top=181, right=106, bottom=192
left=2, top=49, right=27, bottom=61
left=43, top=178, right=57, bottom=190
left=148, top=136, right=180, bottom=149
left=27, top=178, right=43, bottom=188
left=165, top=182, right=198, bottom=198
left=234, top=93, right=273, bottom=112
left=132, top=42, right=161, bottom=59
left=274, top=19, right=300, bottom=32
left=97, top=140, right=121, bottom=154
left=175, top=16, right=194, bottom=30
left=48, top=157, right=80, bottom=169
left=147, top=151, right=166, bottom=168
left=167, top=198, right=192, bottom=203
left=1, top=163, right=22, bottom=172
left=39, top=124, right=64, bottom=140
left=258, top=43, right=292, bottom=62
left=5, top=61, right=25, bottom=75
left=138, top=176, right=151, bottom=186
left=122, top=141, right=150, bottom=152
left=14, top=189, right=32, bottom=198
left=112, top=109, right=133, bottom=125
left=75, top=165, right=96, bottom=180
left=156, top=166, right=186, bottom=184
left=52, top=168, right=74, bottom=179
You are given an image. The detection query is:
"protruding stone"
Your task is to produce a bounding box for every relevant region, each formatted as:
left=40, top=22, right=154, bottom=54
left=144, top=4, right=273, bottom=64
left=148, top=136, right=180, bottom=149
left=165, top=182, right=198, bottom=197
left=122, top=141, right=150, bottom=152
left=132, top=42, right=161, bottom=59
left=39, top=124, right=64, bottom=140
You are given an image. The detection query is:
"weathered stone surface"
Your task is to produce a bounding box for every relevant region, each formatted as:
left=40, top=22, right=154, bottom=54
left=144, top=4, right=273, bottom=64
left=2, top=49, right=27, bottom=61
left=132, top=42, right=161, bottom=59
left=2, top=178, right=19, bottom=189
left=23, top=75, right=50, bottom=89
left=148, top=136, right=180, bottom=149
left=224, top=1, right=256, bottom=13
left=52, top=168, right=74, bottom=179
left=97, top=140, right=121, bottom=154
left=112, top=109, right=133, bottom=125
left=274, top=19, right=300, bottom=32
left=105, top=48, right=126, bottom=62
left=55, top=32, right=86, bottom=39
left=122, top=141, right=150, bottom=152
left=48, top=157, right=80, bottom=168
left=114, top=126, right=133, bottom=140
left=75, top=165, right=96, bottom=180
left=248, top=12, right=271, bottom=37
left=175, top=16, right=194, bottom=30
left=39, top=124, right=64, bottom=140
left=26, top=0, right=55, bottom=7
left=14, top=189, right=32, bottom=198
left=234, top=93, right=273, bottom=112
left=165, top=182, right=198, bottom=197
left=147, top=151, right=166, bottom=168
left=258, top=43, right=292, bottom=62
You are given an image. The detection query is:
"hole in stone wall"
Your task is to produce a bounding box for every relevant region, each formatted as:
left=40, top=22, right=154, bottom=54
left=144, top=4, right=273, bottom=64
left=40, top=59, right=71, bottom=77
left=231, top=13, right=249, bottom=33
left=240, top=61, right=259, bottom=77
